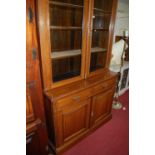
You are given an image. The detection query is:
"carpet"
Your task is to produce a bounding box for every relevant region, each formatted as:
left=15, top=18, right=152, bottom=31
left=62, top=90, right=129, bottom=155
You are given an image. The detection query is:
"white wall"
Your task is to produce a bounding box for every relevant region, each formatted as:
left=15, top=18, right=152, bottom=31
left=114, top=0, right=129, bottom=39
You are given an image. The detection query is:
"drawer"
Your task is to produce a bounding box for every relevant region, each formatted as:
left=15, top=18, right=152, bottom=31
left=56, top=89, right=92, bottom=110
left=93, top=78, right=116, bottom=94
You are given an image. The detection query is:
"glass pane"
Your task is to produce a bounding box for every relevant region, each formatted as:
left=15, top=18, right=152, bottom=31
left=90, top=0, right=113, bottom=72
left=50, top=30, right=82, bottom=51
left=93, top=11, right=111, bottom=30
left=52, top=56, right=81, bottom=82
left=49, top=0, right=84, bottom=82
left=94, top=0, right=113, bottom=13
left=50, top=4, right=83, bottom=27
left=90, top=52, right=107, bottom=72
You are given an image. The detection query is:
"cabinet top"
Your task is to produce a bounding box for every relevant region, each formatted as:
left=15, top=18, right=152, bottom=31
left=45, top=70, right=118, bottom=102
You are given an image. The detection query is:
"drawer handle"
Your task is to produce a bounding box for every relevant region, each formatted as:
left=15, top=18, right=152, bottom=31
left=72, top=96, right=80, bottom=101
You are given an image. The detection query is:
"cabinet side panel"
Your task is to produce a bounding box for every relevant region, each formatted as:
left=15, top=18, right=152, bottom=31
left=44, top=96, right=56, bottom=148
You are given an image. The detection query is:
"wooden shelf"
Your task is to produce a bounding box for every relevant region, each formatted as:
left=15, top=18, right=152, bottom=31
left=93, top=13, right=111, bottom=17
left=51, top=49, right=81, bottom=59
left=94, top=8, right=111, bottom=15
left=93, top=28, right=109, bottom=31
left=91, top=47, right=107, bottom=53
left=50, top=26, right=82, bottom=30
left=50, top=1, right=83, bottom=9
left=51, top=47, right=107, bottom=59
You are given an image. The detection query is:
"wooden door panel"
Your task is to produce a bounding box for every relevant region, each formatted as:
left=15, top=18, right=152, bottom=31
left=63, top=104, right=88, bottom=141
left=56, top=99, right=91, bottom=145
left=93, top=95, right=109, bottom=121
left=93, top=91, right=110, bottom=121
left=91, top=87, right=115, bottom=126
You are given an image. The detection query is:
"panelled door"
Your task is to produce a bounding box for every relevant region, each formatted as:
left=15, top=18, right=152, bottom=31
left=90, top=87, right=115, bottom=128
left=55, top=98, right=91, bottom=146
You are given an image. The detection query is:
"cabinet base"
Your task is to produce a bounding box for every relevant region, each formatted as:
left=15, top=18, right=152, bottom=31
left=49, top=113, right=112, bottom=155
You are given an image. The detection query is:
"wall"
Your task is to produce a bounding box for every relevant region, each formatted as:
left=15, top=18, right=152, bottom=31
left=114, top=0, right=129, bottom=39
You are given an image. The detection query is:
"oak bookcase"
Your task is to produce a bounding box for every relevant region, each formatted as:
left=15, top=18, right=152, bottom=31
left=37, top=0, right=118, bottom=154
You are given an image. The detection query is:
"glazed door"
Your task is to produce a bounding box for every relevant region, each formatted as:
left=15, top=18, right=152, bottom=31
left=87, top=0, right=115, bottom=75
left=38, top=0, right=89, bottom=89
left=55, top=99, right=91, bottom=146
left=90, top=87, right=115, bottom=128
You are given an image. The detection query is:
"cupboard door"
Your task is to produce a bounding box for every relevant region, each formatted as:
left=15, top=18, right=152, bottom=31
left=88, top=0, right=114, bottom=73
left=55, top=99, right=91, bottom=146
left=38, top=0, right=89, bottom=89
left=90, top=87, right=115, bottom=128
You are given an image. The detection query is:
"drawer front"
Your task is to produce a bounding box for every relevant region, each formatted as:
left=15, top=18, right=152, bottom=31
left=56, top=89, right=92, bottom=110
left=93, top=78, right=116, bottom=95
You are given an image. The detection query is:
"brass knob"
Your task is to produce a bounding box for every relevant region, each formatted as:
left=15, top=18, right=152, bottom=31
left=72, top=96, right=80, bottom=101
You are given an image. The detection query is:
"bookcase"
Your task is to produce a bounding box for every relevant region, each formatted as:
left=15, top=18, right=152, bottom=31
left=37, top=0, right=118, bottom=154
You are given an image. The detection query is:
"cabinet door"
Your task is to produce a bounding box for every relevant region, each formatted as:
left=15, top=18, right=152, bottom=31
left=87, top=0, right=117, bottom=75
left=38, top=0, right=89, bottom=89
left=90, top=87, right=115, bottom=128
left=55, top=98, right=91, bottom=146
